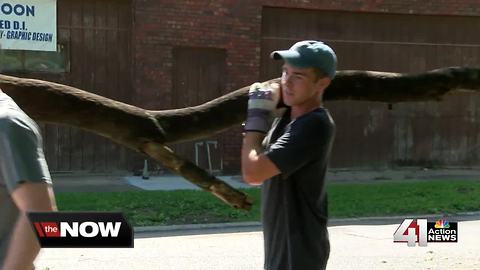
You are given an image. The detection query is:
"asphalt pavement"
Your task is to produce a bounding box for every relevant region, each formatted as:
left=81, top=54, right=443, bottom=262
left=34, top=216, right=480, bottom=270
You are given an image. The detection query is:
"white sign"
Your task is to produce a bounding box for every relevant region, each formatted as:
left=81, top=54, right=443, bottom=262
left=0, top=0, right=56, bottom=51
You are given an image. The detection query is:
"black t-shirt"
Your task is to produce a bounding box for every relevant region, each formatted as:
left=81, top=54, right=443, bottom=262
left=262, top=107, right=335, bottom=270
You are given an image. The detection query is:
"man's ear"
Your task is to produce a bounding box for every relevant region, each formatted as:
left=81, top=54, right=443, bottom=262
left=316, top=77, right=331, bottom=91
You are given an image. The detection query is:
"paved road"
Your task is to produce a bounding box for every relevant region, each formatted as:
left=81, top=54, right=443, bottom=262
left=35, top=219, right=480, bottom=270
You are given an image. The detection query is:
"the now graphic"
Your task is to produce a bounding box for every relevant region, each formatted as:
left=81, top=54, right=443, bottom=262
left=28, top=212, right=133, bottom=248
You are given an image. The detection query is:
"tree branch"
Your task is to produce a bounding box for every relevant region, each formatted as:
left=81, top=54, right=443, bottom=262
left=0, top=74, right=252, bottom=209
left=325, top=67, right=480, bottom=102
left=141, top=143, right=252, bottom=209
left=1, top=66, right=479, bottom=209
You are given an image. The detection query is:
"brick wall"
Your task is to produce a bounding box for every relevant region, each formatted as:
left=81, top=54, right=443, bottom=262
left=132, top=0, right=480, bottom=172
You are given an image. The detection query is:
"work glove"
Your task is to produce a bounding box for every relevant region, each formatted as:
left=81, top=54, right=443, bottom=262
left=244, top=82, right=281, bottom=134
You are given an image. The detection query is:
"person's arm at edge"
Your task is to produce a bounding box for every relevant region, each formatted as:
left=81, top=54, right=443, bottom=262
left=241, top=132, right=280, bottom=186
left=2, top=182, right=57, bottom=270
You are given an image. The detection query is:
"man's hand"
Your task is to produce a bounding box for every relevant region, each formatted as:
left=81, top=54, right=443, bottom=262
left=244, top=82, right=281, bottom=134
left=242, top=82, right=282, bottom=185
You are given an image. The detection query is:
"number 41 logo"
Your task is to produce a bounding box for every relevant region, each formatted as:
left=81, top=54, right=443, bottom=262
left=393, top=219, right=427, bottom=247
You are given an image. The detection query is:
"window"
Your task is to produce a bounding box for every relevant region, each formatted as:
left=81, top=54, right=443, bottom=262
left=0, top=44, right=69, bottom=73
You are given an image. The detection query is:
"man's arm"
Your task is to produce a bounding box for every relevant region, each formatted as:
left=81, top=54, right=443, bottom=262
left=241, top=132, right=280, bottom=185
left=241, top=82, right=282, bottom=185
left=2, top=182, right=57, bottom=270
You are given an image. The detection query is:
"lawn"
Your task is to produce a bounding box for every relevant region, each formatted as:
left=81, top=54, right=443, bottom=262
left=56, top=180, right=480, bottom=226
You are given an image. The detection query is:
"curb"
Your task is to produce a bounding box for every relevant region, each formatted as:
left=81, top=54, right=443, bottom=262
left=135, top=221, right=261, bottom=234
left=328, top=211, right=480, bottom=226
left=134, top=211, right=480, bottom=235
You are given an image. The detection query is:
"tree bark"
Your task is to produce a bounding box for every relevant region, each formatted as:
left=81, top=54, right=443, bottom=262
left=0, top=75, right=252, bottom=209
left=151, top=67, right=480, bottom=142
left=1, top=66, right=479, bottom=210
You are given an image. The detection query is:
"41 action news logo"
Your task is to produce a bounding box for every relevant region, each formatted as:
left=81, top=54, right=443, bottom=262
left=28, top=212, right=133, bottom=248
left=393, top=218, right=458, bottom=247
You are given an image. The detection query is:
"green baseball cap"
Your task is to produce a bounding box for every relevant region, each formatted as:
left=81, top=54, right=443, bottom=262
left=270, top=40, right=337, bottom=79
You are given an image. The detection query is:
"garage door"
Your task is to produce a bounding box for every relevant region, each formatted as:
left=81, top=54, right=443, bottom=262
left=261, top=7, right=480, bottom=168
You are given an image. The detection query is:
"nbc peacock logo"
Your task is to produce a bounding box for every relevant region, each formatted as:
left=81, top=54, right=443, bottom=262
left=434, top=219, right=450, bottom=229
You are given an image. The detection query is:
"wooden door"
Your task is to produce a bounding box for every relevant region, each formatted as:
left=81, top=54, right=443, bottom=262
left=171, top=47, right=227, bottom=172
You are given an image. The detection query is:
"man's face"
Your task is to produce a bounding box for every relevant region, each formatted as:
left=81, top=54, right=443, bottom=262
left=280, top=63, right=329, bottom=107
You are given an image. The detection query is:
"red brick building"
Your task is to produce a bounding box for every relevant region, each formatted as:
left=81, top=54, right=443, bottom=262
left=2, top=0, right=480, bottom=173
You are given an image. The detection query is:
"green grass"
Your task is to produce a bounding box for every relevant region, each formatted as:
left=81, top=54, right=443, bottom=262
left=329, top=180, right=480, bottom=217
left=56, top=180, right=480, bottom=226
left=56, top=189, right=262, bottom=226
